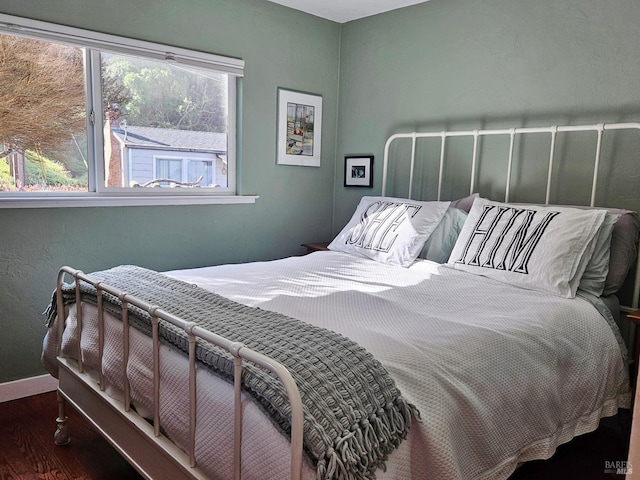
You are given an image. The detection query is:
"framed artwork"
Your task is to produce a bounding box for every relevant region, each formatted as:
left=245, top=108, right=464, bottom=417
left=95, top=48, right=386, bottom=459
left=344, top=155, right=374, bottom=187
left=276, top=88, right=322, bottom=167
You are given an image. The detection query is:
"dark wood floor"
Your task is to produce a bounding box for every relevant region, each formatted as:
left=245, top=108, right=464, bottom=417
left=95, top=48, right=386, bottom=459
left=0, top=391, right=142, bottom=480
left=0, top=391, right=632, bottom=479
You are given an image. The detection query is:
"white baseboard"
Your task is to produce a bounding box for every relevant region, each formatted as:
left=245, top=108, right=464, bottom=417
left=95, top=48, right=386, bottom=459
left=0, top=374, right=58, bottom=403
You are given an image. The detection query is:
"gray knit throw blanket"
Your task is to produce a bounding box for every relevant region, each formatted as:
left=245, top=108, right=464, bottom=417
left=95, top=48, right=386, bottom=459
left=46, top=265, right=418, bottom=480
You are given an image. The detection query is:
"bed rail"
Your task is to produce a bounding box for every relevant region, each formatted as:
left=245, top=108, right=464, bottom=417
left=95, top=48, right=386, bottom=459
left=382, top=122, right=640, bottom=311
left=54, top=266, right=304, bottom=480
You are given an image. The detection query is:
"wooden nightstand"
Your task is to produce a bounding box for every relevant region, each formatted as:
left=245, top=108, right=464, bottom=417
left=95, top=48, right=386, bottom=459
left=301, top=242, right=330, bottom=254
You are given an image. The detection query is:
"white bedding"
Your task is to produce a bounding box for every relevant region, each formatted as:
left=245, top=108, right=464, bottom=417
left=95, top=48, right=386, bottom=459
left=46, top=250, right=630, bottom=480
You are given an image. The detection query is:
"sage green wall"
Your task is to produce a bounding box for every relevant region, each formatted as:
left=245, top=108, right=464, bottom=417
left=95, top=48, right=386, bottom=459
left=334, top=0, right=640, bottom=231
left=0, top=0, right=340, bottom=382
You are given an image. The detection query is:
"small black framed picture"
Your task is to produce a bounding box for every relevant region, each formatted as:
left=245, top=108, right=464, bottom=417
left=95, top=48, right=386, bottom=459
left=344, top=155, right=373, bottom=187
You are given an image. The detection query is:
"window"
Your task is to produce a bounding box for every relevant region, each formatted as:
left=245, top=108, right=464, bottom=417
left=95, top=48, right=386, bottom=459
left=156, top=158, right=183, bottom=186
left=188, top=160, right=215, bottom=187
left=153, top=157, right=216, bottom=187
left=0, top=14, right=251, bottom=207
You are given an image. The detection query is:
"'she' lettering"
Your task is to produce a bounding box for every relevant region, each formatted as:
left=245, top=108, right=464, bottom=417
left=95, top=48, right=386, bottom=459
left=346, top=201, right=421, bottom=252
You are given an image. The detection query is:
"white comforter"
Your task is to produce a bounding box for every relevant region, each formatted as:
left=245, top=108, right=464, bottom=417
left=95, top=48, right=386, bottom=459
left=47, top=251, right=630, bottom=480
left=166, top=250, right=630, bottom=480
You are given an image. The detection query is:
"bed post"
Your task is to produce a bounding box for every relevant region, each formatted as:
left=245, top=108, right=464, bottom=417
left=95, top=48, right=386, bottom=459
left=54, top=267, right=73, bottom=447
left=54, top=390, right=70, bottom=446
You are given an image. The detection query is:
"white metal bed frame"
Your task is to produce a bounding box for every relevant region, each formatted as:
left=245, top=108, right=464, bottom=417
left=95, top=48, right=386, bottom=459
left=53, top=266, right=304, bottom=480
left=51, top=121, right=640, bottom=480
left=383, top=121, right=640, bottom=311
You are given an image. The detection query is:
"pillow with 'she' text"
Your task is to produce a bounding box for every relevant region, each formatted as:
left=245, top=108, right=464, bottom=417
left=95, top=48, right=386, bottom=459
left=328, top=196, right=450, bottom=267
left=447, top=197, right=606, bottom=298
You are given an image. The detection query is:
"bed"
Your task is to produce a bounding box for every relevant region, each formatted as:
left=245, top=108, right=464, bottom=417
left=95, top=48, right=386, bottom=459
left=42, top=121, right=640, bottom=480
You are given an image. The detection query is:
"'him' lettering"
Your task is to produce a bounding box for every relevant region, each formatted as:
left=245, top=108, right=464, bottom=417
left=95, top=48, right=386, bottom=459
left=455, top=205, right=559, bottom=274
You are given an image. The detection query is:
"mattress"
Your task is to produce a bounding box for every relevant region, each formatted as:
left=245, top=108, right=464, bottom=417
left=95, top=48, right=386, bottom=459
left=43, top=250, right=631, bottom=480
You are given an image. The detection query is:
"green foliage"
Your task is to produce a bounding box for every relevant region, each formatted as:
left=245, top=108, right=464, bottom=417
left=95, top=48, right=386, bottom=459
left=0, top=151, right=85, bottom=191
left=46, top=134, right=89, bottom=179
left=24, top=151, right=83, bottom=186
left=103, top=54, right=227, bottom=132
left=0, top=157, right=10, bottom=185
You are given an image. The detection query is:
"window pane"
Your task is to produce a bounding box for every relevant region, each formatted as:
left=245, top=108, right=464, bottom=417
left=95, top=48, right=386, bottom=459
left=155, top=158, right=182, bottom=187
left=102, top=52, right=229, bottom=190
left=187, top=160, right=214, bottom=187
left=0, top=33, right=88, bottom=192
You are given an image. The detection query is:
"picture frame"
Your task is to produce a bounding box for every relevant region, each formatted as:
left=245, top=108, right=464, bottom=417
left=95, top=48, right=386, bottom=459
left=344, top=155, right=374, bottom=187
left=276, top=88, right=322, bottom=167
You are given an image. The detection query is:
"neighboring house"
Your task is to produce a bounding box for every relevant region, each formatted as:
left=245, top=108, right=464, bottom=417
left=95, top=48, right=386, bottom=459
left=107, top=123, right=227, bottom=188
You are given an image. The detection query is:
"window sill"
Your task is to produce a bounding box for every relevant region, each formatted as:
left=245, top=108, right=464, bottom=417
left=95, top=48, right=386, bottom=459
left=0, top=194, right=259, bottom=208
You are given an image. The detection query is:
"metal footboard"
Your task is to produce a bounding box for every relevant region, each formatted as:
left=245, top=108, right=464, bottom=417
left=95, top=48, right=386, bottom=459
left=54, top=265, right=304, bottom=480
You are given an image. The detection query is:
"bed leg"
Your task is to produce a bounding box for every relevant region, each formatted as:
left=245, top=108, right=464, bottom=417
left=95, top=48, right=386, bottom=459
left=54, top=390, right=70, bottom=446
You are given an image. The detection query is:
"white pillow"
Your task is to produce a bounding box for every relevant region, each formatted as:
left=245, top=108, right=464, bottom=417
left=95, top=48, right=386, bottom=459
left=419, top=207, right=468, bottom=263
left=328, top=196, right=450, bottom=267
left=447, top=198, right=606, bottom=298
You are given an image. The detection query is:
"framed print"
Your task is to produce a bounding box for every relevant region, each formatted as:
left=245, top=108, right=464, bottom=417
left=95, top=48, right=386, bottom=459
left=344, top=155, right=374, bottom=187
left=277, top=88, right=322, bottom=167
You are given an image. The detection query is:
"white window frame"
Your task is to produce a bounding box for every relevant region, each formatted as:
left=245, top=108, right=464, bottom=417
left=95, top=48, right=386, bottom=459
left=0, top=13, right=255, bottom=208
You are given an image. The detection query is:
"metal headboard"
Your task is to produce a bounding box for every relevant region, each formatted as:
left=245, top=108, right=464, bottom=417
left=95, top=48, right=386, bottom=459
left=382, top=121, right=640, bottom=310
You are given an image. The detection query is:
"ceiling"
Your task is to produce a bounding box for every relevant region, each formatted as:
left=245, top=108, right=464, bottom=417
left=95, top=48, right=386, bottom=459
left=266, top=0, right=430, bottom=23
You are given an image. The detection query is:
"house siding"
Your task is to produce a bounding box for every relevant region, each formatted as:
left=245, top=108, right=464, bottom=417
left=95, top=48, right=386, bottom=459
left=129, top=149, right=225, bottom=187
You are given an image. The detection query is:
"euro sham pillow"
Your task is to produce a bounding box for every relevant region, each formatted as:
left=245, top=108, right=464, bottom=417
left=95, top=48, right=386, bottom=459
left=419, top=207, right=468, bottom=263
left=447, top=198, right=606, bottom=298
left=449, top=193, right=479, bottom=213
left=577, top=212, right=619, bottom=297
left=599, top=209, right=640, bottom=295
left=328, top=196, right=450, bottom=267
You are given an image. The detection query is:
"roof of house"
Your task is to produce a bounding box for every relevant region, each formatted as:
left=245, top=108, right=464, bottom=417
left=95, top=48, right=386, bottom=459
left=111, top=126, right=227, bottom=153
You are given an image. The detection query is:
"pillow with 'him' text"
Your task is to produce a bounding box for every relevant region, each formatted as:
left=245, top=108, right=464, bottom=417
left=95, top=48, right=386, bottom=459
left=447, top=197, right=606, bottom=298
